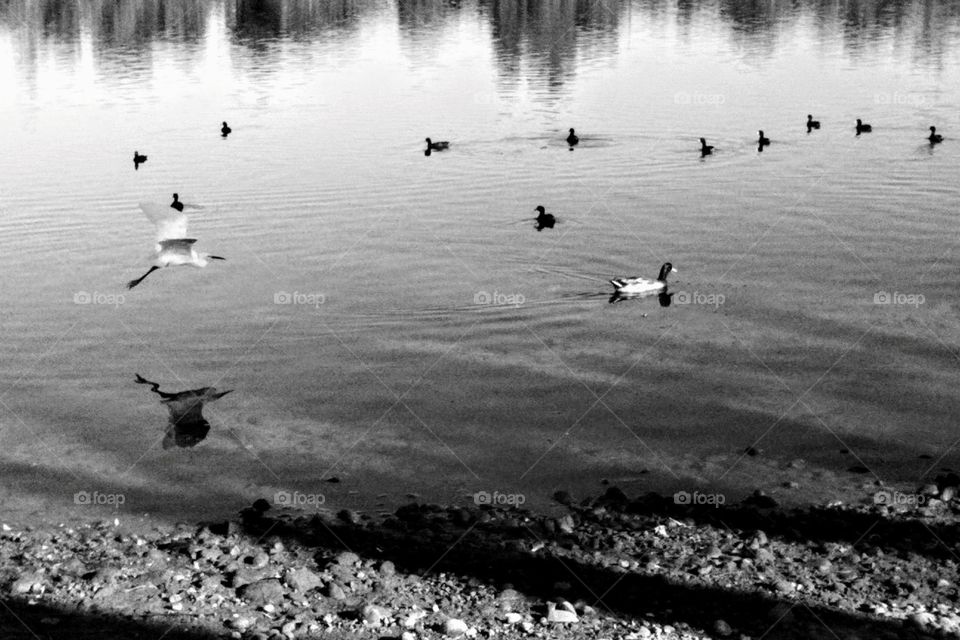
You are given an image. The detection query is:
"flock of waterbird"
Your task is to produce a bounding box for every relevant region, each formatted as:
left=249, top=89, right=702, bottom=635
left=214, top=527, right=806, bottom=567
left=127, top=116, right=946, bottom=301
left=120, top=113, right=946, bottom=441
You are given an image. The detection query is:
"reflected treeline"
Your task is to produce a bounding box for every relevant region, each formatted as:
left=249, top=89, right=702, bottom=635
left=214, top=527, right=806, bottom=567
left=228, top=0, right=369, bottom=41
left=480, top=0, right=625, bottom=91
left=0, top=0, right=208, bottom=45
left=3, top=0, right=960, bottom=75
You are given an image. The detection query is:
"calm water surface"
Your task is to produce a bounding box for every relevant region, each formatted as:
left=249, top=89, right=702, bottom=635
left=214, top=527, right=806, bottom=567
left=2, top=0, right=960, bottom=520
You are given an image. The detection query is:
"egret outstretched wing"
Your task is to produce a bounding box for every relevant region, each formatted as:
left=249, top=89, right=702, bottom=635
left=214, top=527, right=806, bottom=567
left=139, top=202, right=189, bottom=241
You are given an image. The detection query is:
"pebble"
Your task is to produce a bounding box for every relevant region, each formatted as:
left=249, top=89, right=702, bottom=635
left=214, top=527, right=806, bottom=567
left=10, top=573, right=42, bottom=594
left=379, top=560, right=396, bottom=577
left=246, top=552, right=270, bottom=569
left=362, top=604, right=388, bottom=626
left=444, top=618, right=469, bottom=637
left=226, top=616, right=254, bottom=631
left=713, top=619, right=733, bottom=636
left=546, top=601, right=578, bottom=623
left=284, top=567, right=322, bottom=592
left=334, top=551, right=360, bottom=566
left=324, top=582, right=346, bottom=600
left=237, top=579, right=284, bottom=606
left=909, top=612, right=936, bottom=628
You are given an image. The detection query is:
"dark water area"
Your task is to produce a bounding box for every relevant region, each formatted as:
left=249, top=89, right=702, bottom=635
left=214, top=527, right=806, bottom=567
left=2, top=0, right=960, bottom=522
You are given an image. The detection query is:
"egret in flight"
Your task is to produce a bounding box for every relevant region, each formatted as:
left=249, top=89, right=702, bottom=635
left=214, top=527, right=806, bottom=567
left=127, top=202, right=224, bottom=289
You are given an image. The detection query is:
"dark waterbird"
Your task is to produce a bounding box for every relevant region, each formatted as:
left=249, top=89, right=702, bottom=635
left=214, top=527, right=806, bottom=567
left=929, top=126, right=943, bottom=144
left=170, top=193, right=184, bottom=212
left=856, top=119, right=872, bottom=134
left=533, top=205, right=556, bottom=231
left=566, top=128, right=579, bottom=146
left=757, top=130, right=770, bottom=150
left=135, top=374, right=232, bottom=449
left=699, top=138, right=714, bottom=156
left=221, top=121, right=231, bottom=137
left=806, top=115, right=820, bottom=131
left=133, top=151, right=147, bottom=170
left=425, top=138, right=449, bottom=153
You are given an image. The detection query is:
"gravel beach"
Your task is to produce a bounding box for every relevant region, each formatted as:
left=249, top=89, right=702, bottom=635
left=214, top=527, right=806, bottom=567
left=4, top=479, right=960, bottom=639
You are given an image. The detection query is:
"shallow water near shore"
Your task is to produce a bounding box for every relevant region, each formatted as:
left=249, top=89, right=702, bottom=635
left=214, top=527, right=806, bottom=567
left=2, top=0, right=960, bottom=523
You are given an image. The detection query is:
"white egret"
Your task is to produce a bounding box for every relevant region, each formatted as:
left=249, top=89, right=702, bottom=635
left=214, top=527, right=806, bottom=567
left=127, top=202, right=224, bottom=289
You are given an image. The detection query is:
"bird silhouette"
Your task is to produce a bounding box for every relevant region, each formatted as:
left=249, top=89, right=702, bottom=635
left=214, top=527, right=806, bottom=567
left=135, top=374, right=232, bottom=449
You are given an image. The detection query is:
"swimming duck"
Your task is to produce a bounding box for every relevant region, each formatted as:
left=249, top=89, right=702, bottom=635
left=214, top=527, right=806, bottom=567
left=534, top=205, right=556, bottom=230
left=221, top=121, right=231, bottom=137
left=757, top=130, right=770, bottom=147
left=610, top=262, right=677, bottom=295
left=929, top=126, right=943, bottom=144
left=806, top=115, right=820, bottom=130
left=699, top=138, right=714, bottom=155
left=566, top=128, right=579, bottom=146
left=425, top=138, right=449, bottom=151
left=133, top=151, right=147, bottom=164
left=170, top=193, right=184, bottom=212
left=856, top=119, right=872, bottom=134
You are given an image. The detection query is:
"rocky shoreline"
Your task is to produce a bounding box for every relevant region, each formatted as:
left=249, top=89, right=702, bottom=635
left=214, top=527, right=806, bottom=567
left=3, top=481, right=960, bottom=639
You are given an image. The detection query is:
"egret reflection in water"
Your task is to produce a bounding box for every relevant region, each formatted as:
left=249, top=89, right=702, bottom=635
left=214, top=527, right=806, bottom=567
left=135, top=374, right=232, bottom=449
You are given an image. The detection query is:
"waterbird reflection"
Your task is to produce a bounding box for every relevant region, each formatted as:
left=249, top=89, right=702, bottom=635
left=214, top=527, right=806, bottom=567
left=135, top=374, right=232, bottom=449
left=608, top=289, right=673, bottom=306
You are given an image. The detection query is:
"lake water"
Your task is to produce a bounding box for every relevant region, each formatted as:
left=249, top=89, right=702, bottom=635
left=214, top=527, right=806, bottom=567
left=2, top=0, right=960, bottom=521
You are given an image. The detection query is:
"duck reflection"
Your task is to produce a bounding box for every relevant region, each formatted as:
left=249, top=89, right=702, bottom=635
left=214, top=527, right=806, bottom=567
left=608, top=289, right=673, bottom=306
left=135, top=374, right=232, bottom=449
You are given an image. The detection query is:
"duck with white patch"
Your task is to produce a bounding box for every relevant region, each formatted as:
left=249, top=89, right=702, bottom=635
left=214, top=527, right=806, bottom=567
left=610, top=262, right=677, bottom=295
